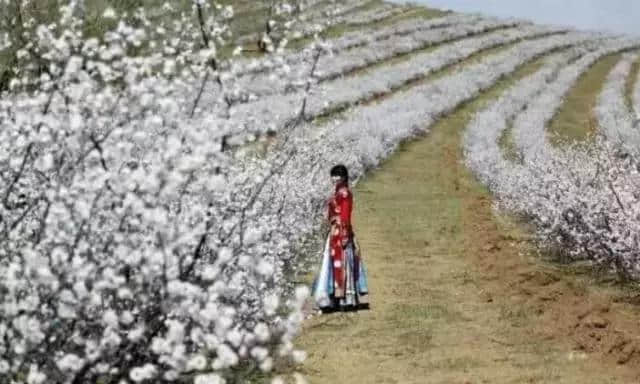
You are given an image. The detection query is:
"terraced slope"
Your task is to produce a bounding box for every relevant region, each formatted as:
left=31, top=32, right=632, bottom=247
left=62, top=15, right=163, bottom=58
left=299, top=61, right=640, bottom=383
left=4, top=0, right=640, bottom=382
left=275, top=2, right=640, bottom=383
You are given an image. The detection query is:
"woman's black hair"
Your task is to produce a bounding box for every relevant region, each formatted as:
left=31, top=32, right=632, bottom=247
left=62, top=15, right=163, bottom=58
left=330, top=164, right=349, bottom=182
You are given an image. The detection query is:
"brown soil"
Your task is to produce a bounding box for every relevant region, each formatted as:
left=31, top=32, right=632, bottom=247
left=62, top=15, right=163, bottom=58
left=296, top=59, right=640, bottom=383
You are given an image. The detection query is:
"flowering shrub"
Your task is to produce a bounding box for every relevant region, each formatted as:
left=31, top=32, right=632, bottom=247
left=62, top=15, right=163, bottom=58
left=0, top=0, right=322, bottom=382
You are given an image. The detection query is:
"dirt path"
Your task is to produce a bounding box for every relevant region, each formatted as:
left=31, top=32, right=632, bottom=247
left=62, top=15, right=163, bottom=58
left=297, top=64, right=640, bottom=383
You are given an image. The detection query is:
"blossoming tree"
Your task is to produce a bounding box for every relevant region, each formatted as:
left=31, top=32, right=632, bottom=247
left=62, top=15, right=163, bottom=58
left=0, top=0, right=325, bottom=382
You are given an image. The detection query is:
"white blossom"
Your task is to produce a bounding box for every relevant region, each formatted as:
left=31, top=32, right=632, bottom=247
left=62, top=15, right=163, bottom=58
left=195, top=373, right=225, bottom=384
left=26, top=365, right=47, bottom=384
left=186, top=354, right=208, bottom=371
left=56, top=354, right=85, bottom=373
left=130, top=364, right=158, bottom=382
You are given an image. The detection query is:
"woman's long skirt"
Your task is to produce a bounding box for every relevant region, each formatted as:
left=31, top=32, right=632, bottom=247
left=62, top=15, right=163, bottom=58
left=312, top=234, right=369, bottom=310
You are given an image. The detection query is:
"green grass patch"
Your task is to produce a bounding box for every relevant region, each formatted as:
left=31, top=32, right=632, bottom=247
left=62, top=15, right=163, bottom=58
left=344, top=0, right=387, bottom=18
left=548, top=53, right=622, bottom=145
left=624, top=53, right=640, bottom=110
left=498, top=123, right=523, bottom=163
left=497, top=58, right=546, bottom=162
left=290, top=4, right=444, bottom=50
left=230, top=6, right=272, bottom=40
left=304, top=0, right=333, bottom=15
left=376, top=6, right=449, bottom=28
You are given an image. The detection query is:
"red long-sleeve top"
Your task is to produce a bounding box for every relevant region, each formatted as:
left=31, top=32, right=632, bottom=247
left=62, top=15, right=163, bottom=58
left=328, top=182, right=353, bottom=247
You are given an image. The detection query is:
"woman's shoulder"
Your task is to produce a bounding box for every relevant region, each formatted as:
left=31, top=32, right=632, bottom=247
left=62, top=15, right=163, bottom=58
left=335, top=185, right=352, bottom=199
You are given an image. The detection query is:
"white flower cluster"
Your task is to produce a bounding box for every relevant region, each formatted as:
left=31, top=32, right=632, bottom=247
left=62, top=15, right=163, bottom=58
left=0, top=0, right=317, bottom=382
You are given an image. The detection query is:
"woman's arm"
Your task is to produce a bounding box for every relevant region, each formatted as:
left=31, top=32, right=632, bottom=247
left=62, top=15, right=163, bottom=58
left=337, top=188, right=352, bottom=247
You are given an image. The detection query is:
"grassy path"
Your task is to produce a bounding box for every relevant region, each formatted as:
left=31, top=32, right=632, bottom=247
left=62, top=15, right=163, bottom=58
left=548, top=54, right=622, bottom=145
left=298, top=61, right=640, bottom=383
left=625, top=54, right=640, bottom=109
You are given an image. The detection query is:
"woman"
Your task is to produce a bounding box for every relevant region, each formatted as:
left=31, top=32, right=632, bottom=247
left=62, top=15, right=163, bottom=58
left=313, top=164, right=369, bottom=311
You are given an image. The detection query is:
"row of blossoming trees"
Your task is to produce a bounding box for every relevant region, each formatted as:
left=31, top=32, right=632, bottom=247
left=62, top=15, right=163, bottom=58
left=464, top=39, right=640, bottom=280
left=0, top=0, right=336, bottom=382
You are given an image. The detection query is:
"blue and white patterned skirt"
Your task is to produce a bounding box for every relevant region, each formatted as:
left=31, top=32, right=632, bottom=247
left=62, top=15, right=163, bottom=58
left=312, top=234, right=369, bottom=310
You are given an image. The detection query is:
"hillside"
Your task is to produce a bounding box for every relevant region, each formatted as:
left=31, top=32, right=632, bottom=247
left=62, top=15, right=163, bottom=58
left=2, top=0, right=640, bottom=382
